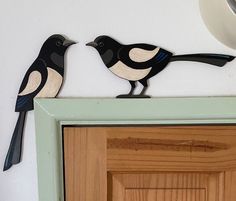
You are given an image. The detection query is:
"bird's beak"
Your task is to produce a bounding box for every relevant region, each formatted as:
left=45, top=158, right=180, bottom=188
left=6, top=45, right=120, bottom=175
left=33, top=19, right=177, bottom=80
left=86, top=41, right=98, bottom=48
left=63, top=39, right=77, bottom=47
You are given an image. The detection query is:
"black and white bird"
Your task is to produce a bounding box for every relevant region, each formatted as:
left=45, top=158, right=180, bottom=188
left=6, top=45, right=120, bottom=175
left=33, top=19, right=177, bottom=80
left=87, top=35, right=235, bottom=98
left=4, top=34, right=76, bottom=171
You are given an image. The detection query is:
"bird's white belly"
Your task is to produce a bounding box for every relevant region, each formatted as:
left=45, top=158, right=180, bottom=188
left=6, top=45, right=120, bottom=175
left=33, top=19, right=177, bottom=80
left=36, top=67, right=63, bottom=97
left=109, top=61, right=152, bottom=81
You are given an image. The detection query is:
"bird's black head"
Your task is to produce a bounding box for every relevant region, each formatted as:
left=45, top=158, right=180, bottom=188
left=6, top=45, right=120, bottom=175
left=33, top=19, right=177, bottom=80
left=86, top=35, right=121, bottom=54
left=38, top=34, right=76, bottom=67
left=40, top=34, right=76, bottom=56
left=86, top=36, right=122, bottom=66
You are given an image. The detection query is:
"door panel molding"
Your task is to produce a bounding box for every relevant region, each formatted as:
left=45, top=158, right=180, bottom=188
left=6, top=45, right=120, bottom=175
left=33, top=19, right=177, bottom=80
left=109, top=172, right=223, bottom=201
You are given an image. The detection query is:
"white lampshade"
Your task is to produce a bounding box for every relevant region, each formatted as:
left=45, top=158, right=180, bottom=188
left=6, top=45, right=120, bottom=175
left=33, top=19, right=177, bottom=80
left=199, top=0, right=236, bottom=49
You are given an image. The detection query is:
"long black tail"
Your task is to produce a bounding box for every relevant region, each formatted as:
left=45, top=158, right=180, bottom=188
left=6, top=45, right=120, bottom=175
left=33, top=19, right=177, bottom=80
left=170, top=54, right=235, bottom=67
left=3, top=111, right=26, bottom=171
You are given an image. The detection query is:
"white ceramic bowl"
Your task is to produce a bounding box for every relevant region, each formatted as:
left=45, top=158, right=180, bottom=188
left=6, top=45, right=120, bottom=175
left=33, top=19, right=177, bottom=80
left=199, top=0, right=236, bottom=49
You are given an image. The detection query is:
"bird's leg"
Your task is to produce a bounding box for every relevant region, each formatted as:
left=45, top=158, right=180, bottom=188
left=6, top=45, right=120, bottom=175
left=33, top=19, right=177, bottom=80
left=139, top=79, right=151, bottom=98
left=140, top=87, right=147, bottom=95
left=128, top=81, right=136, bottom=95
left=116, top=81, right=136, bottom=98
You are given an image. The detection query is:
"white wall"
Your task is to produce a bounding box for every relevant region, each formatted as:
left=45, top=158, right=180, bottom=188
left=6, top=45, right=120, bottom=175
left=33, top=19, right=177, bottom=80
left=0, top=0, right=235, bottom=200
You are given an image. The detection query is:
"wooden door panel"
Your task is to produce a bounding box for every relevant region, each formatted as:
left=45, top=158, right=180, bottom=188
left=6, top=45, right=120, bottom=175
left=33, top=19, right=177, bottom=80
left=63, top=126, right=236, bottom=201
left=109, top=173, right=222, bottom=201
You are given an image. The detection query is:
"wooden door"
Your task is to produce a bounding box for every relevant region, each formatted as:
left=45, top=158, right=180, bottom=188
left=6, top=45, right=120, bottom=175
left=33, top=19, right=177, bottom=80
left=63, top=126, right=236, bottom=201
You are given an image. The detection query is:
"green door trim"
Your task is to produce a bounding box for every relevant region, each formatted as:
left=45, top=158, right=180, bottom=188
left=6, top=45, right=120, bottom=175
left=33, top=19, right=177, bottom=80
left=34, top=97, right=236, bottom=201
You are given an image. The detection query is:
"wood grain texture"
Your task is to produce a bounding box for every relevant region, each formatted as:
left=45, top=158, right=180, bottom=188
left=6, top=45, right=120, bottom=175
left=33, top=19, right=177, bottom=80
left=63, top=127, right=107, bottom=201
left=125, top=189, right=206, bottom=201
left=108, top=137, right=228, bottom=152
left=106, top=126, right=236, bottom=172
left=224, top=171, right=236, bottom=201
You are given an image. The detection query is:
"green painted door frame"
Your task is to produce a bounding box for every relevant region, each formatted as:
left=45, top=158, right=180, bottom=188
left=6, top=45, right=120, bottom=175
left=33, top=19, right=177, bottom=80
left=34, top=97, right=236, bottom=201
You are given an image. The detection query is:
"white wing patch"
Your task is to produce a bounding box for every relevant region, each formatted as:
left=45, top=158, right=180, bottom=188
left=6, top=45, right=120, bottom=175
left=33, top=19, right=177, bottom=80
left=18, top=71, right=42, bottom=96
left=36, top=67, right=63, bottom=97
left=109, top=61, right=152, bottom=81
left=129, top=47, right=160, bottom=63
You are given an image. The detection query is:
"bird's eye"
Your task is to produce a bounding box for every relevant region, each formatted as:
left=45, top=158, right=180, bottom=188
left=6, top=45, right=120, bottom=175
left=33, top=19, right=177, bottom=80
left=98, top=42, right=104, bottom=47
left=56, top=41, right=62, bottom=46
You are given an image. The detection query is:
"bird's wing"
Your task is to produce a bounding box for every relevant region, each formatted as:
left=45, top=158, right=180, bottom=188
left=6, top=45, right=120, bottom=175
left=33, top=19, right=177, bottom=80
left=154, top=48, right=172, bottom=63
left=18, top=59, right=47, bottom=95
left=15, top=59, right=48, bottom=112
left=128, top=47, right=160, bottom=63
left=18, top=71, right=42, bottom=96
left=118, top=44, right=171, bottom=69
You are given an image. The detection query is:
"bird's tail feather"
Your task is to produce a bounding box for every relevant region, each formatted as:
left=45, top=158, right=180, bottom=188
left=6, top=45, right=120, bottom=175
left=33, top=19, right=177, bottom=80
left=170, top=54, right=235, bottom=67
left=3, top=111, right=26, bottom=171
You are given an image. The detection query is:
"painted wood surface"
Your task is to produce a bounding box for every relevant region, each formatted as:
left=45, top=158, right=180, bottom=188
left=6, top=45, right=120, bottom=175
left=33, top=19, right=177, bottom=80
left=86, top=35, right=235, bottom=97
left=129, top=48, right=160, bottom=63
left=34, top=97, right=236, bottom=201
left=3, top=35, right=75, bottom=172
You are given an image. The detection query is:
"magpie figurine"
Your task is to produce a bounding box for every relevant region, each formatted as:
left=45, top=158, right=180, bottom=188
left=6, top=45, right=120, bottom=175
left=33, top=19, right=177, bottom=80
left=3, top=34, right=76, bottom=171
left=87, top=36, right=235, bottom=98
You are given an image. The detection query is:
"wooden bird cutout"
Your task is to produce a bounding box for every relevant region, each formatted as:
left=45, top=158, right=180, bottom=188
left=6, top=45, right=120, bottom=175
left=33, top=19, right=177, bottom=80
left=87, top=35, right=235, bottom=98
left=4, top=34, right=76, bottom=171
